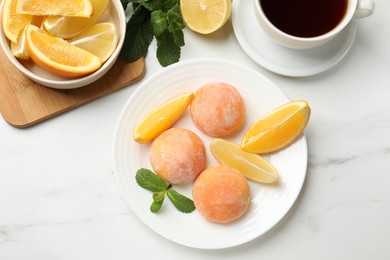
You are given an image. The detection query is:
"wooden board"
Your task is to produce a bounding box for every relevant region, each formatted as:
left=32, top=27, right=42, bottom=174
left=0, top=48, right=145, bottom=128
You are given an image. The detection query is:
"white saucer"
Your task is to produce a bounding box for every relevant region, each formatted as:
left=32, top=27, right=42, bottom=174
left=232, top=0, right=357, bottom=77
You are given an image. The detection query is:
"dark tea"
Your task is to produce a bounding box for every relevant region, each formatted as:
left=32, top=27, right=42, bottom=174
left=260, top=0, right=348, bottom=38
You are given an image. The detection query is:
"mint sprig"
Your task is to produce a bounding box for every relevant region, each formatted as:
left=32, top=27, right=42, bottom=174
left=135, top=168, right=195, bottom=213
left=121, top=0, right=185, bottom=67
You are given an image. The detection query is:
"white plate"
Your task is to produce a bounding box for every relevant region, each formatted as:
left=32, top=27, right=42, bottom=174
left=232, top=0, right=357, bottom=77
left=113, top=58, right=308, bottom=249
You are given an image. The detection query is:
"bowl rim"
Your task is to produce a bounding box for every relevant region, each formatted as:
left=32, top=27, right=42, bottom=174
left=0, top=0, right=126, bottom=89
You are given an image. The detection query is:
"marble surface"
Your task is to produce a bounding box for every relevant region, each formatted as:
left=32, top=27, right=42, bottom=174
left=1, top=1, right=389, bottom=259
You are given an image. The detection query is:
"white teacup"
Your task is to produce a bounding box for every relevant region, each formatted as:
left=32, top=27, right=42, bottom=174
left=253, top=0, right=375, bottom=49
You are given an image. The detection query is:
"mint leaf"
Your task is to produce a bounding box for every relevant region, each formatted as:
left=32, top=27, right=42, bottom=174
left=167, top=189, right=196, bottom=213
left=150, top=191, right=165, bottom=212
left=156, top=31, right=180, bottom=67
left=121, top=0, right=185, bottom=67
left=135, top=168, right=168, bottom=192
left=167, top=4, right=184, bottom=46
left=151, top=10, right=167, bottom=37
left=167, top=4, right=184, bottom=31
left=153, top=191, right=166, bottom=202
left=121, top=5, right=153, bottom=62
left=150, top=200, right=163, bottom=213
left=170, top=29, right=184, bottom=47
left=141, top=0, right=178, bottom=12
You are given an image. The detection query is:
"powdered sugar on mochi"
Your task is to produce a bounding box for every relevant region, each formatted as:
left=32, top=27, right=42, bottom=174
left=190, top=82, right=245, bottom=137
left=149, top=128, right=206, bottom=185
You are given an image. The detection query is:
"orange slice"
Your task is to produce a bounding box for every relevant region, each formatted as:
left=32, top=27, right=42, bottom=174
left=70, top=22, right=118, bottom=63
left=17, top=0, right=93, bottom=17
left=43, top=0, right=109, bottom=38
left=25, top=24, right=102, bottom=78
left=241, top=100, right=311, bottom=154
left=210, top=138, right=279, bottom=184
left=1, top=0, right=33, bottom=43
left=133, top=93, right=194, bottom=144
left=180, top=0, right=232, bottom=34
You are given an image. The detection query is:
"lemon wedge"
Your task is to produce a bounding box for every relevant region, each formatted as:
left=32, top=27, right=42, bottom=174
left=210, top=138, right=279, bottom=184
left=133, top=93, right=194, bottom=144
left=43, top=0, right=109, bottom=39
left=70, top=22, right=118, bottom=63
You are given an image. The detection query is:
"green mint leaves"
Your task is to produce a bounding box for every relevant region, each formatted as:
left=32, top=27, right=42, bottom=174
left=135, top=168, right=168, bottom=192
left=135, top=168, right=195, bottom=213
left=121, top=5, right=153, bottom=63
left=166, top=189, right=195, bottom=213
left=121, top=0, right=185, bottom=67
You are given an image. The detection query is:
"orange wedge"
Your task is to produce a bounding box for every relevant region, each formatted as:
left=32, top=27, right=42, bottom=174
left=210, top=138, right=279, bottom=184
left=133, top=93, right=194, bottom=144
left=241, top=100, right=311, bottom=154
left=43, top=0, right=109, bottom=38
left=25, top=24, right=102, bottom=78
left=17, top=0, right=93, bottom=17
left=70, top=22, right=118, bottom=63
left=2, top=0, right=33, bottom=43
left=180, top=0, right=232, bottom=34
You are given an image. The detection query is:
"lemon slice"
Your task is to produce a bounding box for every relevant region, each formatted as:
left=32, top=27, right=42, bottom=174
left=11, top=25, right=30, bottom=59
left=17, top=0, right=93, bottom=17
left=241, top=100, right=311, bottom=154
left=25, top=24, right=102, bottom=78
left=180, top=0, right=232, bottom=34
left=133, top=93, right=194, bottom=144
left=210, top=138, right=279, bottom=184
left=43, top=0, right=109, bottom=39
left=70, top=22, right=118, bottom=63
left=1, top=0, right=33, bottom=43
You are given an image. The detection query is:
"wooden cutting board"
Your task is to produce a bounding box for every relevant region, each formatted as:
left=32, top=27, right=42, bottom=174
left=0, top=48, right=145, bottom=128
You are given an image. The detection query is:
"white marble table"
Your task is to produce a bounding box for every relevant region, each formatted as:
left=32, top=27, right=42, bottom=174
left=1, top=1, right=389, bottom=259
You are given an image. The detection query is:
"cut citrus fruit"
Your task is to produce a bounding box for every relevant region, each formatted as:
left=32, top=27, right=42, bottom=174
left=133, top=93, right=194, bottom=144
left=8, top=16, right=42, bottom=59
left=43, top=0, right=109, bottom=39
left=25, top=24, right=102, bottom=78
left=241, top=100, right=311, bottom=154
left=180, top=0, right=232, bottom=34
left=70, top=22, right=118, bottom=63
left=17, top=0, right=93, bottom=17
left=11, top=25, right=30, bottom=59
left=210, top=138, right=279, bottom=184
left=2, top=0, right=33, bottom=43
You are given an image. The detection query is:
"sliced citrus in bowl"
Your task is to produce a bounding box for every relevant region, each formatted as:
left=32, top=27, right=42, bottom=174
left=70, top=22, right=118, bottom=63
left=16, top=0, right=93, bottom=17
left=241, top=100, right=311, bottom=154
left=2, top=0, right=33, bottom=43
left=133, top=93, right=194, bottom=144
left=25, top=24, right=102, bottom=78
left=180, top=0, right=232, bottom=34
left=210, top=138, right=279, bottom=184
left=43, top=0, right=109, bottom=39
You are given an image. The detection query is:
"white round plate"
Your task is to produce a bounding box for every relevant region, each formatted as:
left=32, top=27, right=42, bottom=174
left=113, top=58, right=308, bottom=249
left=232, top=0, right=357, bottom=77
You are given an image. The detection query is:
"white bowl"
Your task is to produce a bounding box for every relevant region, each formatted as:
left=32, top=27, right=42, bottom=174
left=0, top=0, right=126, bottom=89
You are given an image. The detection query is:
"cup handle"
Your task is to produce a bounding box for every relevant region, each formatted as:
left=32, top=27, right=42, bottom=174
left=353, top=0, right=375, bottom=18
